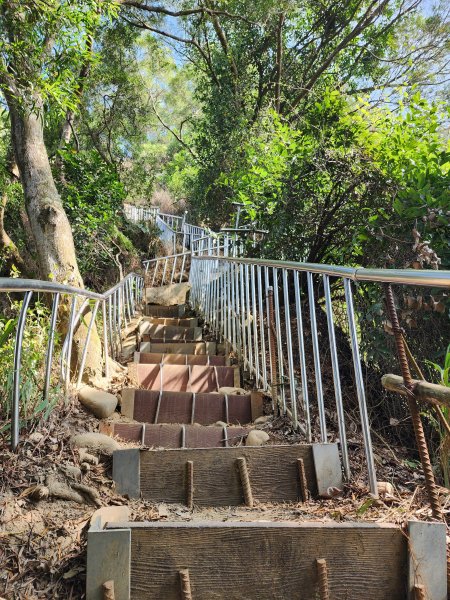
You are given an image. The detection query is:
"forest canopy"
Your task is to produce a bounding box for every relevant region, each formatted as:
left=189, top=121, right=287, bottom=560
left=0, top=0, right=448, bottom=285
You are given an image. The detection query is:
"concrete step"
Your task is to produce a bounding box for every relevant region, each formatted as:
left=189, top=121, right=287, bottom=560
left=100, top=422, right=250, bottom=448
left=87, top=520, right=446, bottom=600
left=139, top=341, right=218, bottom=355
left=112, top=445, right=318, bottom=504
left=141, top=316, right=198, bottom=328
left=128, top=363, right=240, bottom=393
left=144, top=304, right=186, bottom=318
left=133, top=352, right=227, bottom=366
left=140, top=324, right=203, bottom=342
left=120, top=388, right=263, bottom=425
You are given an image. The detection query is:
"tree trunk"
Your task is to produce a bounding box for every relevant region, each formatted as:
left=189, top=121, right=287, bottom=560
left=6, top=91, right=103, bottom=381
left=8, top=95, right=83, bottom=286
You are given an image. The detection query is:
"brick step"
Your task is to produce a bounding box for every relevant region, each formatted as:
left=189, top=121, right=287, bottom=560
left=112, top=445, right=319, bottom=504
left=139, top=341, right=218, bottom=355
left=128, top=363, right=240, bottom=393
left=87, top=520, right=446, bottom=600
left=140, top=324, right=203, bottom=342
left=100, top=422, right=250, bottom=448
left=133, top=352, right=227, bottom=366
left=141, top=316, right=198, bottom=328
left=144, top=304, right=185, bottom=317
left=120, top=389, right=262, bottom=425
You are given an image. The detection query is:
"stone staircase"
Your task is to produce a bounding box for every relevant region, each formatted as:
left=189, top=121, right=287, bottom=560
left=86, top=298, right=446, bottom=600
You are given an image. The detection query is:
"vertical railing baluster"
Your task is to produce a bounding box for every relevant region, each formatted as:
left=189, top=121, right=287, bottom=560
left=102, top=300, right=110, bottom=380
left=264, top=266, right=274, bottom=402
left=11, top=291, right=33, bottom=450
left=240, top=264, right=248, bottom=370
left=283, top=269, right=298, bottom=428
left=245, top=264, right=254, bottom=375
left=324, top=275, right=350, bottom=479
left=43, top=292, right=60, bottom=405
left=307, top=271, right=327, bottom=442
left=65, top=296, right=78, bottom=396
left=257, top=265, right=268, bottom=390
left=344, top=278, right=377, bottom=495
left=77, top=300, right=100, bottom=386
left=272, top=268, right=286, bottom=414
left=294, top=271, right=311, bottom=442
left=250, top=264, right=260, bottom=385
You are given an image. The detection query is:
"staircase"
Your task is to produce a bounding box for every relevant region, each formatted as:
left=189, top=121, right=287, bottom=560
left=86, top=291, right=446, bottom=599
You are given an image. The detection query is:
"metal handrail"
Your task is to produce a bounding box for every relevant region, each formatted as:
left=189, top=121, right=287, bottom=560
left=4, top=272, right=144, bottom=450
left=191, top=256, right=450, bottom=287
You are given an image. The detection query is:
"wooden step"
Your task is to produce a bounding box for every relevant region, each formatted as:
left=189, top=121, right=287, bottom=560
left=113, top=445, right=317, bottom=504
left=140, top=324, right=202, bottom=342
left=144, top=304, right=185, bottom=317
left=133, top=352, right=227, bottom=366
left=120, top=389, right=263, bottom=425
left=100, top=422, right=250, bottom=448
left=128, top=364, right=240, bottom=393
left=139, top=341, right=218, bottom=355
left=88, top=520, right=437, bottom=600
left=141, top=316, right=198, bottom=328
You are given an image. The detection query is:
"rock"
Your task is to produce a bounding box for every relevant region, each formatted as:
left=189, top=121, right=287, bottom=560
left=214, top=421, right=228, bottom=428
left=79, top=449, right=99, bottom=465
left=145, top=282, right=191, bottom=306
left=254, top=416, right=271, bottom=425
left=71, top=432, right=119, bottom=456
left=245, top=430, right=270, bottom=446
left=29, top=431, right=44, bottom=444
left=218, top=387, right=248, bottom=396
left=78, top=386, right=117, bottom=419
left=377, top=481, right=394, bottom=496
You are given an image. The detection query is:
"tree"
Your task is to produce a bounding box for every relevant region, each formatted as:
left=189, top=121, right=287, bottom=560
left=0, top=0, right=114, bottom=285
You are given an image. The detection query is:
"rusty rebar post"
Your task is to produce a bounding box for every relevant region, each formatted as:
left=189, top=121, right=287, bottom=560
left=186, top=460, right=194, bottom=510
left=414, top=584, right=426, bottom=600
left=267, top=287, right=279, bottom=416
left=316, top=558, right=330, bottom=600
left=179, top=569, right=193, bottom=600
left=384, top=283, right=443, bottom=520
left=237, top=457, right=254, bottom=507
left=297, top=458, right=309, bottom=502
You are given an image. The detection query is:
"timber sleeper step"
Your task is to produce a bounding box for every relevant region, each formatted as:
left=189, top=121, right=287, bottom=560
left=140, top=316, right=198, bottom=327
left=140, top=324, right=203, bottom=342
left=112, top=445, right=321, bottom=504
left=139, top=341, right=218, bottom=355
left=127, top=363, right=240, bottom=392
left=87, top=520, right=447, bottom=600
left=120, top=388, right=263, bottom=425
left=100, top=422, right=250, bottom=448
left=133, top=352, right=228, bottom=366
left=144, top=304, right=186, bottom=317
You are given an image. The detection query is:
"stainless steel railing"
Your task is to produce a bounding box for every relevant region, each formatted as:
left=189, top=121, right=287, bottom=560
left=187, top=255, right=450, bottom=495
left=2, top=273, right=144, bottom=449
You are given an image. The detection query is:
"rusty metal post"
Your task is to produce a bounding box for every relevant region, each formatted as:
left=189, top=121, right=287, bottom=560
left=316, top=558, right=330, bottom=600
left=267, top=287, right=279, bottom=416
left=237, top=457, right=254, bottom=507
left=186, top=460, right=194, bottom=510
left=297, top=458, right=309, bottom=503
left=384, top=283, right=443, bottom=520
left=179, top=569, right=193, bottom=600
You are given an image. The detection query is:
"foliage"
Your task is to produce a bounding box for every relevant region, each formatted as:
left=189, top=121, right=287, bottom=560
left=220, top=91, right=450, bottom=268
left=57, top=149, right=130, bottom=288
left=427, top=345, right=450, bottom=486
left=0, top=299, right=60, bottom=433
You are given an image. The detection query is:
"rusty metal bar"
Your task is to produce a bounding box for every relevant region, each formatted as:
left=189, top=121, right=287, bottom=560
left=316, top=558, right=330, bottom=600
left=237, top=457, right=254, bottom=507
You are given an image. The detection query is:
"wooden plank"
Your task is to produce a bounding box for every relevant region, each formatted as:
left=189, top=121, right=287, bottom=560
left=138, top=445, right=317, bottom=505
left=382, top=374, right=450, bottom=409
left=125, top=521, right=407, bottom=600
